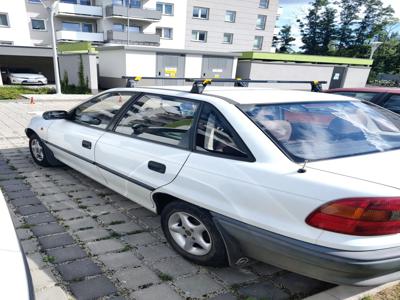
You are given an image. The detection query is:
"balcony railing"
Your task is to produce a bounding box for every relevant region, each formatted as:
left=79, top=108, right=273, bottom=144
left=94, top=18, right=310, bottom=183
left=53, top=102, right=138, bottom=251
left=105, top=5, right=161, bottom=21
left=57, top=2, right=103, bottom=18
left=56, top=30, right=104, bottom=42
left=106, top=30, right=160, bottom=45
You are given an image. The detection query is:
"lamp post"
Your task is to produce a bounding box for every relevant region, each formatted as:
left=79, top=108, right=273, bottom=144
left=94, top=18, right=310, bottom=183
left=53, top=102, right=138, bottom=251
left=40, top=0, right=62, bottom=95
left=369, top=41, right=383, bottom=60
left=127, top=0, right=130, bottom=45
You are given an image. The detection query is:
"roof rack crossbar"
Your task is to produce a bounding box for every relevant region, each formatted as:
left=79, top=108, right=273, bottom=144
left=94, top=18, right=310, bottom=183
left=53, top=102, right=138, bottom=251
left=122, top=76, right=327, bottom=93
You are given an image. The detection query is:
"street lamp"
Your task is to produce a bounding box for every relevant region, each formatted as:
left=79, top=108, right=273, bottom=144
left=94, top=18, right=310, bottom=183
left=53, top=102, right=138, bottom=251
left=369, top=41, right=383, bottom=60
left=40, top=0, right=62, bottom=95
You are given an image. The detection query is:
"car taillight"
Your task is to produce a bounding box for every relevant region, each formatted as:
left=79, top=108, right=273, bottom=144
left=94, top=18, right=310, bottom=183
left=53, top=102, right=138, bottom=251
left=306, top=197, right=400, bottom=236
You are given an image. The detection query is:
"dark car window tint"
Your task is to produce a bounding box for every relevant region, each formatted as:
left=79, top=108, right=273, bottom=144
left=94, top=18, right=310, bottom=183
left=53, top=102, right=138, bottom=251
left=383, top=95, right=400, bottom=113
left=334, top=91, right=379, bottom=102
left=196, top=104, right=249, bottom=159
left=115, top=94, right=198, bottom=148
left=73, top=92, right=134, bottom=129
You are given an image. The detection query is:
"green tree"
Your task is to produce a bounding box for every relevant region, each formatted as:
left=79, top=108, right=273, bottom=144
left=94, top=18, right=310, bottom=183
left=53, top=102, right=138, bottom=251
left=274, top=25, right=296, bottom=53
left=320, top=5, right=337, bottom=54
left=335, top=0, right=362, bottom=51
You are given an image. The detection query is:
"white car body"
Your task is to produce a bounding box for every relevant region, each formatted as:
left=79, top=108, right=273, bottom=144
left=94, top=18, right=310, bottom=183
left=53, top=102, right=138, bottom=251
left=0, top=191, right=34, bottom=300
left=26, top=86, right=400, bottom=286
left=7, top=73, right=48, bottom=85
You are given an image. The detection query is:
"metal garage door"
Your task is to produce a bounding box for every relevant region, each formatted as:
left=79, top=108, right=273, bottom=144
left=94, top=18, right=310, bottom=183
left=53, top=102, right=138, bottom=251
left=202, top=56, right=233, bottom=79
left=156, top=53, right=185, bottom=85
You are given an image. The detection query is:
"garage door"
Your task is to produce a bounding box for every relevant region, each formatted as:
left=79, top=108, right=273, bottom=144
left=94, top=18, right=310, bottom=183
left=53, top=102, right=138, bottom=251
left=202, top=56, right=233, bottom=79
left=156, top=53, right=185, bottom=85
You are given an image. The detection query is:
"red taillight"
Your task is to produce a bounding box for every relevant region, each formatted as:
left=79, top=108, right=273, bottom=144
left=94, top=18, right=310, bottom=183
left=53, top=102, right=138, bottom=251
left=306, top=197, right=400, bottom=236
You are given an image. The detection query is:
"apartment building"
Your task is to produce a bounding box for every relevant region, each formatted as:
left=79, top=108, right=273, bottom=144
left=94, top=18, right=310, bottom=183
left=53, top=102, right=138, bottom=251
left=0, top=0, right=279, bottom=52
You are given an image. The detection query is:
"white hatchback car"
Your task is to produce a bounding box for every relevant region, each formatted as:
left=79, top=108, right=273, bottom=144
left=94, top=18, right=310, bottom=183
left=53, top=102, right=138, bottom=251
left=26, top=84, right=400, bottom=286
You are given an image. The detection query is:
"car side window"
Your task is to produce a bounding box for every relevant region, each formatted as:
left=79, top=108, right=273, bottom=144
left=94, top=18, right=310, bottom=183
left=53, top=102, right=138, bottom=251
left=196, top=104, right=250, bottom=159
left=72, top=92, right=136, bottom=129
left=114, top=94, right=199, bottom=148
left=335, top=92, right=379, bottom=102
left=383, top=95, right=400, bottom=113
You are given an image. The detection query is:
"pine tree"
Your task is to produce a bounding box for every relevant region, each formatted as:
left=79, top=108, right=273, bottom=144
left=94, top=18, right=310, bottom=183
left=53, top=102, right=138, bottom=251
left=275, top=25, right=296, bottom=53
left=335, top=0, right=362, bottom=51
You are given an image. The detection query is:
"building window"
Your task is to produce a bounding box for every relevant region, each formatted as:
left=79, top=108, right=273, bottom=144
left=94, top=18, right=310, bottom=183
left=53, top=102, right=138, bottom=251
left=253, top=36, right=263, bottom=50
left=113, top=23, right=124, bottom=32
left=31, top=19, right=46, bottom=31
left=223, top=33, right=233, bottom=44
left=193, top=7, right=209, bottom=19
left=0, top=41, right=13, bottom=45
left=259, top=0, right=269, bottom=8
left=156, top=2, right=174, bottom=15
left=192, top=30, right=207, bottom=42
left=156, top=27, right=173, bottom=39
left=0, top=13, right=9, bottom=27
left=225, top=10, right=236, bottom=23
left=62, top=21, right=94, bottom=32
left=256, top=15, right=267, bottom=30
left=82, top=23, right=93, bottom=32
left=29, top=0, right=42, bottom=3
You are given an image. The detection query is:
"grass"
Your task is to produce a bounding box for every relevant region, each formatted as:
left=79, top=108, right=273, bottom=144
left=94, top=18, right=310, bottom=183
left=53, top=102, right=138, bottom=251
left=158, top=272, right=173, bottom=282
left=0, top=86, right=54, bottom=100
left=42, top=255, right=55, bottom=263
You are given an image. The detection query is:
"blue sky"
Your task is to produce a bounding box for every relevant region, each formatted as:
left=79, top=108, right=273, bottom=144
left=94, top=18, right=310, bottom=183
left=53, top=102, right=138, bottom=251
left=277, top=0, right=400, bottom=49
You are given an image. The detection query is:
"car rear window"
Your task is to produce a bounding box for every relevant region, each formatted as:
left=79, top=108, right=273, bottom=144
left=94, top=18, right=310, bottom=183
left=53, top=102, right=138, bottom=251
left=240, top=101, right=400, bottom=162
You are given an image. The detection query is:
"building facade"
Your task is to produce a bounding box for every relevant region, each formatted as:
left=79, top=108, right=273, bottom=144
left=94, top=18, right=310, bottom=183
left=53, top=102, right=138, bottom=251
left=0, top=0, right=279, bottom=52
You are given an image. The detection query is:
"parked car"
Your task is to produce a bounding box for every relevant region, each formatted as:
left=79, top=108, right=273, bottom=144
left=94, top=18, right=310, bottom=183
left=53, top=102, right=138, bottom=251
left=26, top=85, right=400, bottom=286
left=0, top=191, right=34, bottom=299
left=1, top=68, right=48, bottom=85
left=326, top=87, right=400, bottom=114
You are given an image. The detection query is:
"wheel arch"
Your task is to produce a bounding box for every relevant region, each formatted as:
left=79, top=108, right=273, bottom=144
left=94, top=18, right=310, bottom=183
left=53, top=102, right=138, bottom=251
left=25, top=128, right=36, bottom=138
left=152, top=192, right=184, bottom=215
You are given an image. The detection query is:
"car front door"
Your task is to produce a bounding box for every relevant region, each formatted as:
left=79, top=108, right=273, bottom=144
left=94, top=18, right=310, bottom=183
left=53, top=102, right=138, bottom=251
left=94, top=93, right=199, bottom=210
left=46, top=92, right=136, bottom=183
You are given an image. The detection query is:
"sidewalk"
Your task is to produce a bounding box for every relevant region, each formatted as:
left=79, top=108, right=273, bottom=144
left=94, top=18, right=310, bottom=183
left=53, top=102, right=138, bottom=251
left=21, top=94, right=92, bottom=101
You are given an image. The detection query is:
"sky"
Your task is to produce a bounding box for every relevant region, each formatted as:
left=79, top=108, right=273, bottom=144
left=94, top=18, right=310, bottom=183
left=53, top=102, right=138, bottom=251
left=277, top=0, right=400, bottom=50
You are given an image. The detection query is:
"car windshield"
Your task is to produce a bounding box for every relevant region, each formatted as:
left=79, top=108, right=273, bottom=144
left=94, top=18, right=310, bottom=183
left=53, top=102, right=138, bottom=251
left=240, top=101, right=400, bottom=162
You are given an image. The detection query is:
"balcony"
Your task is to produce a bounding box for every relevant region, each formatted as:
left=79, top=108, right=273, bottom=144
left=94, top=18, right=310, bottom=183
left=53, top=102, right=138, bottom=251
left=56, top=30, right=104, bottom=43
left=56, top=2, right=103, bottom=18
left=106, top=30, right=160, bottom=46
left=105, top=5, right=161, bottom=22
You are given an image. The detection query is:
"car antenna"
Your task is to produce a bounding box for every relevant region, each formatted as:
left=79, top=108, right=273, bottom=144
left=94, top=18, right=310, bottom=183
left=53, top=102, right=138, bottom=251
left=298, top=160, right=309, bottom=173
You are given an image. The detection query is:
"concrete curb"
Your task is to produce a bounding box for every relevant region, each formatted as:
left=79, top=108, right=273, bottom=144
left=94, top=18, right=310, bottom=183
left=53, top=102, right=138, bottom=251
left=304, top=280, right=400, bottom=300
left=21, top=94, right=92, bottom=101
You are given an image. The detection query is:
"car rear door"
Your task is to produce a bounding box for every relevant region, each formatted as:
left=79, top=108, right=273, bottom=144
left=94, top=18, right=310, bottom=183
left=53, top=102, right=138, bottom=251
left=94, top=93, right=199, bottom=210
left=46, top=92, right=136, bottom=183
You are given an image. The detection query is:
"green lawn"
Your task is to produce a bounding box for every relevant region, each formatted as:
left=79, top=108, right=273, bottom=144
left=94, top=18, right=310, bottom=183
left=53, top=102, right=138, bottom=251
left=0, top=86, right=54, bottom=100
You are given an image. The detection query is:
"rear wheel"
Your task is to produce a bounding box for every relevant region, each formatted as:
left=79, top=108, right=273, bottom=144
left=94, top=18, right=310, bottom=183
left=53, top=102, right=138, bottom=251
left=29, top=134, right=51, bottom=167
left=161, top=201, right=228, bottom=267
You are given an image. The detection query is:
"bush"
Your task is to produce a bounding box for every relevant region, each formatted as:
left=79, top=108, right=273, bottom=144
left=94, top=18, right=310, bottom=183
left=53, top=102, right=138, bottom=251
left=0, top=86, right=54, bottom=100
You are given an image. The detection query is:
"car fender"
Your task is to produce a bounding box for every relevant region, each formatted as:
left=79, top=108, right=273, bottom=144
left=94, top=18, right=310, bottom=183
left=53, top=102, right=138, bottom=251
left=26, top=115, right=54, bottom=141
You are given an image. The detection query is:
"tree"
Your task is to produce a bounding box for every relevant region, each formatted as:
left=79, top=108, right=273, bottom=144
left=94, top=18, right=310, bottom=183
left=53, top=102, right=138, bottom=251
left=274, top=25, right=296, bottom=53
left=335, top=0, right=362, bottom=51
left=319, top=5, right=337, bottom=54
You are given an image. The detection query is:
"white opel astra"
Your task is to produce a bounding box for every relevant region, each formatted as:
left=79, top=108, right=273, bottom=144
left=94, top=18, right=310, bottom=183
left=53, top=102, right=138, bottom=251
left=26, top=85, right=400, bottom=286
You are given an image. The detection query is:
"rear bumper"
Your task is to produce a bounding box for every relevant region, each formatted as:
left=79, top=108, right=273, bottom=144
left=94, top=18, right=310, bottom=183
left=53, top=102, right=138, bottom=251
left=212, top=213, right=400, bottom=286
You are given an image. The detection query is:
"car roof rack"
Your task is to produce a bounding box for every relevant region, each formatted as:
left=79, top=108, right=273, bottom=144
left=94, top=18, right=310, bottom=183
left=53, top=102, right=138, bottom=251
left=122, top=76, right=327, bottom=94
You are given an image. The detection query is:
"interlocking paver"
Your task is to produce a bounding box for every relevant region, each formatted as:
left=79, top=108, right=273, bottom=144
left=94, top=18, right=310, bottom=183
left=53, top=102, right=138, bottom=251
left=152, top=256, right=198, bottom=278
left=56, top=258, right=102, bottom=281
left=17, top=203, right=48, bottom=216
left=21, top=238, right=39, bottom=253
left=86, top=239, right=125, bottom=255
left=123, top=232, right=157, bottom=247
left=88, top=204, right=118, bottom=216
left=78, top=197, right=106, bottom=207
left=25, top=212, right=56, bottom=225
left=10, top=196, right=40, bottom=207
left=70, top=276, right=117, bottom=300
left=38, top=233, right=75, bottom=249
left=54, top=208, right=86, bottom=220
left=131, top=283, right=182, bottom=300
left=238, top=281, right=290, bottom=300
left=31, top=223, right=65, bottom=237
left=128, top=207, right=157, bottom=218
left=47, top=200, right=79, bottom=211
left=114, top=266, right=160, bottom=290
left=64, top=217, right=98, bottom=231
left=274, top=273, right=333, bottom=297
left=27, top=253, right=48, bottom=270
left=108, top=222, right=143, bottom=235
left=16, top=228, right=33, bottom=240
left=137, top=244, right=177, bottom=262
left=212, top=267, right=258, bottom=285
left=174, top=274, right=224, bottom=298
left=75, top=228, right=111, bottom=242
left=250, top=262, right=282, bottom=276
left=46, top=245, right=87, bottom=263
left=97, top=251, right=141, bottom=270
left=39, top=193, right=71, bottom=203
left=140, top=216, right=161, bottom=229
left=97, top=212, right=130, bottom=225
left=7, top=189, right=36, bottom=199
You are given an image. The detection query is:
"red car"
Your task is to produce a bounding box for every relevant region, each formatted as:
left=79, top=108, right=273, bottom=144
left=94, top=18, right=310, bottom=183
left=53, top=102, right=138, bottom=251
left=326, top=87, right=400, bottom=114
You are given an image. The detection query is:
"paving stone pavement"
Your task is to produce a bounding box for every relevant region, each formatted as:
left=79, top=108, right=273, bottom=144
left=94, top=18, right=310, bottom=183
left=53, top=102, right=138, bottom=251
left=0, top=100, right=334, bottom=299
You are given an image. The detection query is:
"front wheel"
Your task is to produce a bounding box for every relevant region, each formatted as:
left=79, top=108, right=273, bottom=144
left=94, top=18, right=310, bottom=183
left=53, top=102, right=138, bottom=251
left=29, top=134, right=51, bottom=167
left=161, top=201, right=228, bottom=267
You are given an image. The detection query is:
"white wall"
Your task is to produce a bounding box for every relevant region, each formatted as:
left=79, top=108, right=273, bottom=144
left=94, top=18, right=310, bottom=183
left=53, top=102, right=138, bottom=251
left=125, top=51, right=157, bottom=77
left=99, top=49, right=126, bottom=77
left=144, top=0, right=188, bottom=49
left=184, top=54, right=202, bottom=77
left=343, top=67, right=371, bottom=88
left=0, top=0, right=32, bottom=46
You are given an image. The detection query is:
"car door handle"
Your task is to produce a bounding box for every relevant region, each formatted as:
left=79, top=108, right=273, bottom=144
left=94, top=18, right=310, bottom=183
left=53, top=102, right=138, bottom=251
left=82, top=140, right=92, bottom=149
left=148, top=161, right=166, bottom=174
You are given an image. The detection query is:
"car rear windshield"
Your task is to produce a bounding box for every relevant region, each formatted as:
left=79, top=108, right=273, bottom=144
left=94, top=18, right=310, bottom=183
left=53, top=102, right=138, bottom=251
left=240, top=101, right=400, bottom=162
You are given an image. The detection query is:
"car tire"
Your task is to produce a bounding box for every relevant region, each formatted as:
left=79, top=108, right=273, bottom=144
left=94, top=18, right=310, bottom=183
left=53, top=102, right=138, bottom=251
left=29, top=134, right=51, bottom=167
left=161, top=201, right=228, bottom=267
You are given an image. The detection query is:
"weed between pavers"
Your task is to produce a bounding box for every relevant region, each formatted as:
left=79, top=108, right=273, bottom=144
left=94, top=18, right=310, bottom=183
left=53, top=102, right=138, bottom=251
left=78, top=205, right=87, bottom=209
left=43, top=255, right=56, bottom=263
left=119, top=245, right=132, bottom=252
left=158, top=272, right=173, bottom=282
left=109, top=221, right=125, bottom=225
left=19, top=223, right=34, bottom=229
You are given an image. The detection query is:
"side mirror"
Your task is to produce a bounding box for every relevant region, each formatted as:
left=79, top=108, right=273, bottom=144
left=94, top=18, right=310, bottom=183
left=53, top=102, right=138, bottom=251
left=43, top=110, right=68, bottom=120
left=80, top=114, right=102, bottom=126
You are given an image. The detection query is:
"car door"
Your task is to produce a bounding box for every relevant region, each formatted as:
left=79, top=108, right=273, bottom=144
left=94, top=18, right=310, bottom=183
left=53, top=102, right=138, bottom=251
left=46, top=92, right=136, bottom=183
left=94, top=93, right=199, bottom=210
